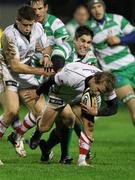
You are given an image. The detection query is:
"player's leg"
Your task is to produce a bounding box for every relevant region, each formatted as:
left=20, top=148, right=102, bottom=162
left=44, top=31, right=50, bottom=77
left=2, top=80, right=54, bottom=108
left=8, top=88, right=45, bottom=156
left=78, top=115, right=94, bottom=166
left=114, top=73, right=135, bottom=125
left=39, top=104, right=75, bottom=163
left=57, top=104, right=75, bottom=163
left=30, top=92, right=67, bottom=150
left=30, top=105, right=59, bottom=149
left=0, top=88, right=20, bottom=161
left=0, top=89, right=19, bottom=139
left=116, top=85, right=135, bottom=125
left=72, top=105, right=94, bottom=166
left=113, top=68, right=135, bottom=125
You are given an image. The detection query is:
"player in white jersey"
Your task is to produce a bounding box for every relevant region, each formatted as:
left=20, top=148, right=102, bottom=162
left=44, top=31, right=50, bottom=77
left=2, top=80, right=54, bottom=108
left=7, top=0, right=70, bottom=158
left=88, top=0, right=135, bottom=126
left=24, top=62, right=117, bottom=166
left=1, top=5, right=53, bottom=157
left=8, top=26, right=96, bottom=162
left=66, top=4, right=90, bottom=39
left=29, top=26, right=97, bottom=163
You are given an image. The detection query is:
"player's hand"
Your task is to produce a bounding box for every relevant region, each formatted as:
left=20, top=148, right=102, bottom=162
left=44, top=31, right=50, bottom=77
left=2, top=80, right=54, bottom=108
left=40, top=56, right=52, bottom=67
left=107, top=36, right=121, bottom=46
left=35, top=42, right=43, bottom=52
left=80, top=100, right=98, bottom=116
left=40, top=57, right=55, bottom=76
left=43, top=67, right=55, bottom=76
left=24, top=90, right=40, bottom=103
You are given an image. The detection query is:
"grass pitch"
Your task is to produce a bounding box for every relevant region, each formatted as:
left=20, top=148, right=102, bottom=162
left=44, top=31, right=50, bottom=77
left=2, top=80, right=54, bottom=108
left=0, top=106, right=135, bottom=180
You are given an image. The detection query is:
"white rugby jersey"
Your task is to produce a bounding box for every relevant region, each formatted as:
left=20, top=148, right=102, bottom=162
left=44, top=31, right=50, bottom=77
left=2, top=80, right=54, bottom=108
left=88, top=13, right=135, bottom=71
left=54, top=62, right=116, bottom=104
left=2, top=22, right=49, bottom=88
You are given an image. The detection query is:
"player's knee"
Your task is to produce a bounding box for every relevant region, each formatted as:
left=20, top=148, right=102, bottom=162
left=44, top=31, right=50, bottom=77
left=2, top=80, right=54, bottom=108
left=121, top=92, right=135, bottom=126
left=38, top=123, right=51, bottom=133
left=7, top=108, right=19, bottom=119
left=84, top=121, right=94, bottom=136
left=64, top=114, right=76, bottom=128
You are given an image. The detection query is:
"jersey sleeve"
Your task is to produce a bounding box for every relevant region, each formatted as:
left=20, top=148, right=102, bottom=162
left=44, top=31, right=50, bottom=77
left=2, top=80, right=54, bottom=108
left=51, top=40, right=73, bottom=60
left=83, top=49, right=98, bottom=65
left=2, top=31, right=20, bottom=62
left=104, top=90, right=117, bottom=101
left=120, top=15, right=135, bottom=34
left=51, top=18, right=70, bottom=45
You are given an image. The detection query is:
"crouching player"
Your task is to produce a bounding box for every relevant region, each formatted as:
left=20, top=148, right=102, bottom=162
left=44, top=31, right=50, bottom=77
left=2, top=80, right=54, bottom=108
left=24, top=62, right=118, bottom=166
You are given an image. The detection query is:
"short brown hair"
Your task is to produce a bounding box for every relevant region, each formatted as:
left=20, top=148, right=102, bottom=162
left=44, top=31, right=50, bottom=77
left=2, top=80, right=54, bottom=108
left=27, top=0, right=48, bottom=6
left=17, top=5, right=36, bottom=21
left=94, top=71, right=116, bottom=93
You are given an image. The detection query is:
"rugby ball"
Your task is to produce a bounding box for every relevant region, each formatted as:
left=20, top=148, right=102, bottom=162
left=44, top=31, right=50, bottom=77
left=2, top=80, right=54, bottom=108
left=81, top=88, right=101, bottom=108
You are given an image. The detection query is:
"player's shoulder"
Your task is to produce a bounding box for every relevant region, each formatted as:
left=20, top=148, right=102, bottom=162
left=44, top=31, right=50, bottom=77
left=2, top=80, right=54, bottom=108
left=2, top=24, right=17, bottom=40
left=106, top=13, right=124, bottom=22
left=3, top=24, right=15, bottom=35
left=33, top=22, right=44, bottom=33
left=47, top=14, right=65, bottom=26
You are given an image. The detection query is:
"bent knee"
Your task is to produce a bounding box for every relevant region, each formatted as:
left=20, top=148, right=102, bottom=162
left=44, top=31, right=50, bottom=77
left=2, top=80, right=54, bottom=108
left=64, top=115, right=76, bottom=127
left=38, top=124, right=51, bottom=133
left=6, top=109, right=19, bottom=119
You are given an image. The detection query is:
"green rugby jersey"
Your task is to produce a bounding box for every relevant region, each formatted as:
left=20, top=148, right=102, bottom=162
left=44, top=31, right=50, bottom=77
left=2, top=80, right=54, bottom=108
left=52, top=40, right=97, bottom=65
left=88, top=13, right=135, bottom=71
left=32, top=14, right=70, bottom=81
left=42, top=14, right=70, bottom=46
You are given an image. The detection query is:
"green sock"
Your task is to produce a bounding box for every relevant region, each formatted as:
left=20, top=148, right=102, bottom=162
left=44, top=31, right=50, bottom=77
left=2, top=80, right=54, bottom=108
left=60, top=126, right=73, bottom=159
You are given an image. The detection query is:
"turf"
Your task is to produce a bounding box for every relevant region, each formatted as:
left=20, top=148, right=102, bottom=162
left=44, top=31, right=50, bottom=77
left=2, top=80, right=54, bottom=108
left=0, top=106, right=135, bottom=180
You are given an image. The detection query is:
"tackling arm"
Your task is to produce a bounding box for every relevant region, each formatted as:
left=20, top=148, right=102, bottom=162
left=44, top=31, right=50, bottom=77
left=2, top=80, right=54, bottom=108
left=97, top=97, right=118, bottom=116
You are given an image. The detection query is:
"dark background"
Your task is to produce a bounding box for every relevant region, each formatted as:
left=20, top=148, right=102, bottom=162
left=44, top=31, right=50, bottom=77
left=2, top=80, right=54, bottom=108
left=0, top=0, right=135, bottom=52
left=0, top=0, right=135, bottom=23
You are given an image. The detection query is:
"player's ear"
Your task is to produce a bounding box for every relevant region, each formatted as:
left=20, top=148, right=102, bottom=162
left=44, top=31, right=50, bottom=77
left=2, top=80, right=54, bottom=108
left=15, top=18, right=19, bottom=24
left=44, top=4, right=48, bottom=11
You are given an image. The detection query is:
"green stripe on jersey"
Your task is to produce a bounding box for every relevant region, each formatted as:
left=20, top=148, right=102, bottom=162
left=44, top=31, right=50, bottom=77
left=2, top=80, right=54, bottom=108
left=47, top=14, right=56, bottom=26
left=104, top=47, right=129, bottom=64
left=121, top=17, right=129, bottom=30
left=54, top=27, right=69, bottom=39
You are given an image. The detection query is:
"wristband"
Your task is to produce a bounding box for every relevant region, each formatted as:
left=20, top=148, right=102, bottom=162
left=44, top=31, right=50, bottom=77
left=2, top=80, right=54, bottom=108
left=43, top=54, right=51, bottom=59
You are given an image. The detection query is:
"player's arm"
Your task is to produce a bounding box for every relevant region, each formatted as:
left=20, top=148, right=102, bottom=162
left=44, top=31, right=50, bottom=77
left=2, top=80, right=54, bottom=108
left=52, top=18, right=69, bottom=45
left=36, top=52, right=67, bottom=95
left=107, top=16, right=135, bottom=45
left=81, top=97, right=118, bottom=116
left=24, top=75, right=56, bottom=103
left=35, top=29, right=53, bottom=69
left=3, top=36, right=53, bottom=76
left=97, top=97, right=118, bottom=116
left=51, top=40, right=72, bottom=72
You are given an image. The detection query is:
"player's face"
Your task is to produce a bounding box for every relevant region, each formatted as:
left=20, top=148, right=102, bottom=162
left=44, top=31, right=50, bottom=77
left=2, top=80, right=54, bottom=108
left=74, top=7, right=89, bottom=26
left=74, top=35, right=92, bottom=56
left=88, top=78, right=107, bottom=96
left=16, top=19, right=35, bottom=35
left=31, top=0, right=48, bottom=23
left=90, top=3, right=105, bottom=20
